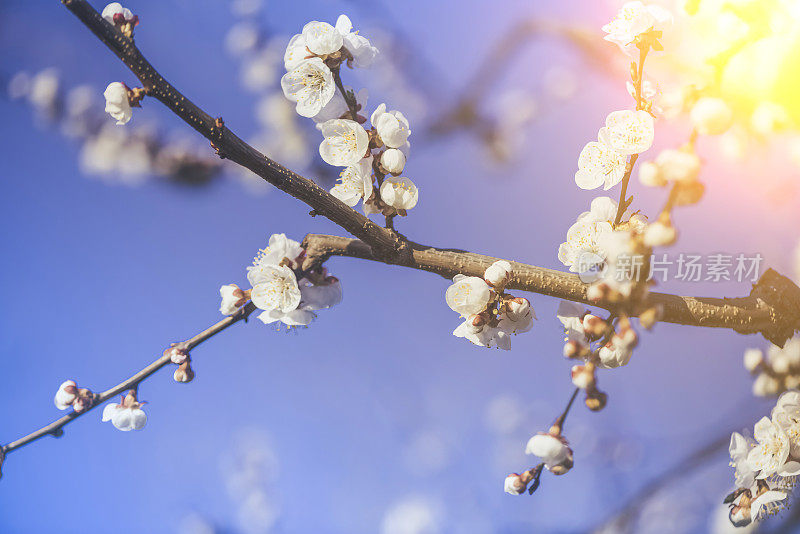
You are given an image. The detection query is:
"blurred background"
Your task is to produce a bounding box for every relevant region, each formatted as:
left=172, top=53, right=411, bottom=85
left=1, top=0, right=799, bottom=532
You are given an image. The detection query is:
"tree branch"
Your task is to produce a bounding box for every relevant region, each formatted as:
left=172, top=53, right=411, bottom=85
left=301, top=233, right=800, bottom=345
left=60, top=0, right=406, bottom=261
left=0, top=302, right=257, bottom=463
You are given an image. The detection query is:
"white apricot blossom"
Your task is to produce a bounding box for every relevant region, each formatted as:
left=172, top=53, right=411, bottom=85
left=690, top=97, right=733, bottom=136
left=101, top=2, right=134, bottom=25
left=525, top=433, right=573, bottom=474
left=248, top=233, right=305, bottom=272
left=484, top=260, right=513, bottom=290
left=103, top=82, right=132, bottom=125
left=499, top=297, right=534, bottom=334
left=330, top=156, right=374, bottom=207
left=102, top=391, right=147, bottom=432
left=653, top=148, right=700, bottom=183
left=453, top=316, right=510, bottom=350
left=747, top=417, right=790, bottom=479
left=445, top=275, right=491, bottom=317
left=772, top=390, right=800, bottom=457
left=281, top=58, right=336, bottom=118
left=575, top=140, right=628, bottom=190
left=318, top=118, right=369, bottom=166
left=379, top=176, right=418, bottom=210
left=598, top=110, right=654, bottom=155
left=54, top=380, right=78, bottom=410
left=249, top=264, right=302, bottom=319
left=380, top=148, right=406, bottom=175
left=259, top=276, right=342, bottom=327
left=335, top=15, right=379, bottom=68
left=371, top=103, right=411, bottom=148
left=284, top=33, right=311, bottom=71
left=602, top=1, right=672, bottom=56
left=301, top=21, right=343, bottom=56
left=729, top=432, right=758, bottom=490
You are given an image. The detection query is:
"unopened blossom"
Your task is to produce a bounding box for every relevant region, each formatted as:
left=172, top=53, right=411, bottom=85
left=103, top=82, right=132, bottom=125
left=101, top=2, right=135, bottom=26
left=744, top=348, right=764, bottom=373
left=220, top=284, right=247, bottom=315
left=335, top=15, right=379, bottom=68
left=319, top=118, right=369, bottom=166
left=301, top=21, right=344, bottom=56
left=281, top=58, right=336, bottom=118
left=602, top=1, right=672, bottom=56
left=753, top=373, right=782, bottom=397
left=371, top=103, right=411, bottom=148
left=598, top=110, right=655, bottom=155
left=729, top=432, right=757, bottom=489
left=102, top=391, right=147, bottom=431
left=484, top=260, right=513, bottom=290
left=380, top=148, right=406, bottom=175
left=165, top=346, right=189, bottom=365
left=445, top=275, right=491, bottom=317
left=379, top=176, right=418, bottom=210
left=504, top=474, right=527, bottom=495
left=643, top=219, right=677, bottom=247
left=250, top=264, right=302, bottom=319
left=747, top=417, right=790, bottom=478
left=598, top=341, right=632, bottom=368
left=54, top=380, right=79, bottom=410
left=654, top=148, right=701, bottom=183
left=330, top=156, right=374, bottom=207
left=690, top=97, right=733, bottom=136
left=525, top=433, right=573, bottom=474
left=174, top=361, right=194, bottom=383
left=638, top=161, right=666, bottom=187
left=500, top=297, right=534, bottom=333
left=571, top=364, right=594, bottom=389
left=249, top=233, right=306, bottom=272
left=575, top=141, right=627, bottom=190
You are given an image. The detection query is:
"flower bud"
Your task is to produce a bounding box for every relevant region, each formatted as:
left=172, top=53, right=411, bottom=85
left=380, top=148, right=406, bottom=175
left=504, top=473, right=528, bottom=495
left=752, top=372, right=780, bottom=397
left=219, top=284, right=247, bottom=316
left=585, top=388, right=608, bottom=411
left=638, top=161, right=666, bottom=187
left=582, top=314, right=606, bottom=338
left=571, top=365, right=594, bottom=389
left=165, top=346, right=189, bottom=365
left=673, top=180, right=704, bottom=206
left=643, top=220, right=677, bottom=247
left=174, top=361, right=195, bottom=383
left=54, top=380, right=79, bottom=410
left=484, top=260, right=513, bottom=290
left=563, top=339, right=588, bottom=359
left=72, top=388, right=95, bottom=413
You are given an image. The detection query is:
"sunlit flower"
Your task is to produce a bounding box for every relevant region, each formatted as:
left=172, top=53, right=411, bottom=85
left=598, top=110, right=654, bottom=155
left=302, top=21, right=344, bottom=56
left=371, top=103, right=411, bottom=148
left=101, top=2, right=135, bottom=26
left=602, top=1, right=672, bottom=57
left=335, top=15, right=379, bottom=68
left=690, top=97, right=733, bottom=136
left=504, top=474, right=527, bottom=495
left=318, top=119, right=369, bottom=166
left=379, top=176, right=418, bottom=210
left=103, top=82, right=132, bottom=125
left=729, top=431, right=757, bottom=489
left=250, top=264, right=302, bottom=318
left=281, top=58, right=336, bottom=118
left=258, top=277, right=342, bottom=327
left=102, top=390, right=147, bottom=432
left=330, top=156, right=374, bottom=207
left=747, top=416, right=790, bottom=478
left=772, top=390, right=800, bottom=457
left=575, top=140, right=628, bottom=190
left=248, top=233, right=305, bottom=272
left=445, top=275, right=491, bottom=317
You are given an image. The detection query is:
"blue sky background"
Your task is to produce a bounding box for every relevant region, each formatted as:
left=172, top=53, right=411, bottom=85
left=1, top=0, right=799, bottom=533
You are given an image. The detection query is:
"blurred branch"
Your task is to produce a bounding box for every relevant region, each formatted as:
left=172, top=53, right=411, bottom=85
left=0, top=303, right=256, bottom=463
left=302, top=234, right=800, bottom=344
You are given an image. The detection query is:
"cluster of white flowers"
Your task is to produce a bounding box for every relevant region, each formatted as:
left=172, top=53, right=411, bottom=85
left=744, top=337, right=800, bottom=397
left=279, top=16, right=419, bottom=220
left=444, top=261, right=534, bottom=350
left=725, top=389, right=800, bottom=526
left=219, top=233, right=341, bottom=328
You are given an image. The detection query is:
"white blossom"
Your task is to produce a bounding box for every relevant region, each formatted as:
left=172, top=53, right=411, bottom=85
left=653, top=148, right=701, bottom=183
left=220, top=284, right=246, bottom=316
left=498, top=297, right=534, bottom=334
left=557, top=300, right=587, bottom=343
left=281, top=58, right=336, bottom=118
left=525, top=433, right=573, bottom=474
left=248, top=233, right=305, bottom=272
left=103, top=82, right=132, bottom=125
left=284, top=33, right=311, bottom=71
left=575, top=140, right=627, bottom=190
left=318, top=119, right=369, bottom=166
left=330, top=156, right=374, bottom=207
left=729, top=431, right=757, bottom=489
left=249, top=264, right=302, bottom=318
left=772, top=390, right=800, bottom=457
left=690, top=97, right=733, bottom=136
left=380, top=148, right=406, bottom=175
left=453, top=316, right=510, bottom=350
left=101, top=392, right=147, bottom=432
left=747, top=416, right=790, bottom=479
left=484, top=260, right=513, bottom=290
left=54, top=380, right=78, bottom=410
left=379, top=176, right=418, bottom=210
left=335, top=15, right=379, bottom=68
left=445, top=275, right=491, bottom=317
left=558, top=217, right=613, bottom=273
left=643, top=221, right=677, bottom=247
left=301, top=21, right=343, bottom=56
left=504, top=474, right=526, bottom=495
left=744, top=348, right=764, bottom=373
left=598, top=110, right=655, bottom=155
left=101, top=2, right=134, bottom=25
left=602, top=1, right=672, bottom=57
left=371, top=103, right=411, bottom=148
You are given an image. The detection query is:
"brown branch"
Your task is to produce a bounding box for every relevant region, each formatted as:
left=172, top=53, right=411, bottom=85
left=60, top=0, right=406, bottom=262
left=301, top=234, right=800, bottom=345
left=0, top=302, right=257, bottom=463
